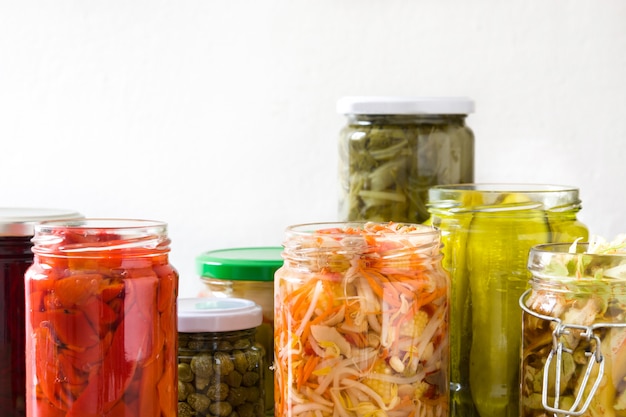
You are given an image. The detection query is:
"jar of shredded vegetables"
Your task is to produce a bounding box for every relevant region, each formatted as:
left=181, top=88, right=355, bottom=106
left=274, top=222, right=450, bottom=417
left=427, top=184, right=588, bottom=417
left=0, top=208, right=82, bottom=417
left=196, top=247, right=283, bottom=416
left=520, top=240, right=626, bottom=417
left=24, top=219, right=179, bottom=417
left=177, top=298, right=265, bottom=417
left=337, top=96, right=475, bottom=224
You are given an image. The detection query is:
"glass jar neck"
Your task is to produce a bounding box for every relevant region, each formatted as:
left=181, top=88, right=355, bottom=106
left=31, top=219, right=171, bottom=258
left=529, top=243, right=626, bottom=286
left=346, top=113, right=467, bottom=126
left=281, top=222, right=442, bottom=271
left=428, top=184, right=582, bottom=216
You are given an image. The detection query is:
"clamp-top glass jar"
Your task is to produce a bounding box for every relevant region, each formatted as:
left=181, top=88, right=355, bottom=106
left=24, top=218, right=179, bottom=417
left=337, top=96, right=475, bottom=223
left=520, top=242, right=626, bottom=417
left=0, top=208, right=82, bottom=417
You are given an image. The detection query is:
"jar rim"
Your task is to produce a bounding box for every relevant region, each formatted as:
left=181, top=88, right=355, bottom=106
left=284, top=221, right=439, bottom=239
left=529, top=242, right=626, bottom=282
left=428, top=183, right=582, bottom=213
left=31, top=218, right=170, bottom=256
left=35, top=218, right=167, bottom=231
left=430, top=183, right=579, bottom=193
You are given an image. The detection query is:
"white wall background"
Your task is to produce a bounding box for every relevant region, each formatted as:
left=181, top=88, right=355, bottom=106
left=2, top=1, right=625, bottom=297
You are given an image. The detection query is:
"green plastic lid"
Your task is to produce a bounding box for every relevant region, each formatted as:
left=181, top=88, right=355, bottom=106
left=195, top=247, right=283, bottom=281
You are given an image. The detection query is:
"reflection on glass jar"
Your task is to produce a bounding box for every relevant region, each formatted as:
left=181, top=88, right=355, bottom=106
left=428, top=184, right=588, bottom=417
left=24, top=219, right=179, bottom=417
left=521, top=243, right=626, bottom=417
left=275, top=222, right=450, bottom=417
left=337, top=96, right=474, bottom=224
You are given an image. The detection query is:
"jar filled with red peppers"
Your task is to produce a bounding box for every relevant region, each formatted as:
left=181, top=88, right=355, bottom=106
left=0, top=208, right=82, bottom=417
left=24, top=219, right=179, bottom=417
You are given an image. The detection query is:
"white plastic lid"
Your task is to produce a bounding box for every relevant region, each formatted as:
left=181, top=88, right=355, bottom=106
left=0, top=207, right=83, bottom=236
left=178, top=297, right=263, bottom=333
left=336, top=96, right=475, bottom=115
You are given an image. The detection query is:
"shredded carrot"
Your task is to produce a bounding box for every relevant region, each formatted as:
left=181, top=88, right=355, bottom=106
left=275, top=222, right=450, bottom=417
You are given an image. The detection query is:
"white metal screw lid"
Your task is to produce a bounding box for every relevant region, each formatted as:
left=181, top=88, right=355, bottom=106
left=336, top=96, right=475, bottom=115
left=178, top=297, right=263, bottom=333
left=0, top=207, right=83, bottom=236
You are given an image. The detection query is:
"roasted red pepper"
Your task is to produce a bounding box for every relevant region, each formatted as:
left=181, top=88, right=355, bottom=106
left=24, top=220, right=178, bottom=417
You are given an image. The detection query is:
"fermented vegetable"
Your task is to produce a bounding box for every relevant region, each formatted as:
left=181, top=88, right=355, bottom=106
left=428, top=185, right=588, bottom=417
left=24, top=220, right=178, bottom=417
left=275, top=222, right=450, bottom=417
left=177, top=326, right=264, bottom=417
left=337, top=97, right=474, bottom=223
left=521, top=236, right=626, bottom=417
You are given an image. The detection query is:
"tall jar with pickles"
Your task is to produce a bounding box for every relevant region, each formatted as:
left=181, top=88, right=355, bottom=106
left=337, top=96, right=475, bottom=223
left=427, top=184, right=588, bottom=417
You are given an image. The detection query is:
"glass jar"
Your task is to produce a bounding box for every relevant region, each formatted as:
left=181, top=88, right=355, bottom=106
left=427, top=184, right=589, bottom=417
left=0, top=208, right=82, bottom=417
left=337, top=96, right=475, bottom=224
left=24, top=218, right=179, bottom=417
left=177, top=297, right=264, bottom=417
left=196, top=247, right=282, bottom=416
left=519, top=243, right=626, bottom=417
left=274, top=222, right=450, bottom=417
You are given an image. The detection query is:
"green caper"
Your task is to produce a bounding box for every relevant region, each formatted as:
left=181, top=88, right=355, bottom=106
left=188, top=339, right=209, bottom=350
left=226, top=386, right=247, bottom=406
left=178, top=380, right=189, bottom=401
left=187, top=392, right=211, bottom=413
left=233, top=338, right=251, bottom=350
left=244, top=350, right=261, bottom=371
left=191, top=353, right=215, bottom=378
left=217, top=340, right=234, bottom=351
left=178, top=402, right=195, bottom=417
left=209, top=401, right=233, bottom=417
left=227, top=411, right=241, bottom=417
left=184, top=382, right=195, bottom=397
left=244, top=386, right=260, bottom=402
left=178, top=363, right=194, bottom=382
left=223, top=370, right=242, bottom=388
left=241, top=371, right=259, bottom=387
left=233, top=350, right=248, bottom=374
left=195, top=375, right=210, bottom=391
left=236, top=402, right=254, bottom=417
left=207, top=382, right=229, bottom=401
left=214, top=351, right=235, bottom=375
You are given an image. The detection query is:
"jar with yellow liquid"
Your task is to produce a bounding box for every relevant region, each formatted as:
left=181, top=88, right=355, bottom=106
left=427, top=184, right=588, bottom=417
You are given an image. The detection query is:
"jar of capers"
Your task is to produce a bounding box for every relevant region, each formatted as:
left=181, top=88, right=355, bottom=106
left=337, top=96, right=475, bottom=223
left=178, top=298, right=264, bottom=417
